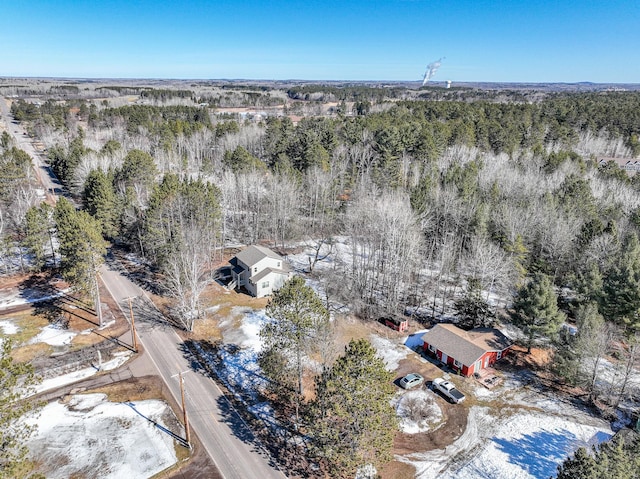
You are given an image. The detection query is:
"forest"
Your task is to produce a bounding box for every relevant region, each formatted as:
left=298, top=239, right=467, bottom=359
left=4, top=83, right=640, bottom=354
left=2, top=81, right=640, bottom=475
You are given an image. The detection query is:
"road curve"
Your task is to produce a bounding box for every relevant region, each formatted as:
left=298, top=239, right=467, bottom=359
left=99, top=263, right=286, bottom=479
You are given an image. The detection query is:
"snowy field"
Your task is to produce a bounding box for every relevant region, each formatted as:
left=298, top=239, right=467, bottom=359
left=403, top=405, right=612, bottom=479
left=24, top=393, right=180, bottom=479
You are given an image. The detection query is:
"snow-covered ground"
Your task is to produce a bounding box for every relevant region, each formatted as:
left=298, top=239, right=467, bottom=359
left=24, top=393, right=180, bottom=479
left=393, top=389, right=443, bottom=434
left=195, top=309, right=274, bottom=426
left=446, top=411, right=611, bottom=479
left=0, top=319, right=19, bottom=335
left=405, top=330, right=429, bottom=350
left=370, top=334, right=409, bottom=371
left=403, top=405, right=612, bottom=479
left=398, top=369, right=615, bottom=479
left=30, top=323, right=78, bottom=346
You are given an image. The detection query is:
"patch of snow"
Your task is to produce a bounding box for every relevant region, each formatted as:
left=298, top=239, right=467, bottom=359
left=0, top=287, right=69, bottom=310
left=239, top=309, right=269, bottom=352
left=124, top=252, right=146, bottom=266
left=471, top=382, right=497, bottom=399
left=612, top=409, right=632, bottom=431
left=393, top=389, right=443, bottom=434
left=24, top=393, right=179, bottom=479
left=355, top=463, right=377, bottom=479
left=285, top=237, right=349, bottom=274
left=213, top=345, right=267, bottom=402
left=30, top=323, right=76, bottom=346
left=500, top=323, right=526, bottom=342
left=369, top=334, right=408, bottom=371
left=443, top=411, right=612, bottom=479
left=0, top=319, right=19, bottom=335
left=67, top=393, right=106, bottom=411
left=248, top=401, right=278, bottom=428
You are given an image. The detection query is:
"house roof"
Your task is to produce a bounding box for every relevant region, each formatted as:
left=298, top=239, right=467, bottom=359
left=251, top=267, right=290, bottom=283
left=235, top=245, right=283, bottom=268
left=421, top=324, right=512, bottom=367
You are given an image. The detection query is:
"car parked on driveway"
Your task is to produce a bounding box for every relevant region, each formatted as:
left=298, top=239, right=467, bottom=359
left=399, top=373, right=424, bottom=389
left=432, top=377, right=465, bottom=403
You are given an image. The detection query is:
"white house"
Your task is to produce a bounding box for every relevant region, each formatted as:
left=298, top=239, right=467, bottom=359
left=229, top=245, right=293, bottom=297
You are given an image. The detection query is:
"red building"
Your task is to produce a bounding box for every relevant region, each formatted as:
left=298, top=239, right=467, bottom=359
left=421, top=324, right=512, bottom=377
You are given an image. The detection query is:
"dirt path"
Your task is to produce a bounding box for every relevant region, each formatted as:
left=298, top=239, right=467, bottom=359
left=394, top=401, right=469, bottom=454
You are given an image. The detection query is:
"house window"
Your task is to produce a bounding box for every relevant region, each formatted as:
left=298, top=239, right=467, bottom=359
left=453, top=359, right=462, bottom=369
left=254, top=267, right=257, bottom=273
left=428, top=344, right=436, bottom=353
left=277, top=261, right=281, bottom=268
left=497, top=350, right=502, bottom=360
left=261, top=281, right=269, bottom=289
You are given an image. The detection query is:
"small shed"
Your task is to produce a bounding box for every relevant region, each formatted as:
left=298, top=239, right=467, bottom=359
left=382, top=317, right=409, bottom=332
left=421, top=324, right=512, bottom=376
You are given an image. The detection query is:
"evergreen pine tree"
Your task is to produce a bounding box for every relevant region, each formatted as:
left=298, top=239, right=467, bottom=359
left=308, top=339, right=397, bottom=478
left=0, top=339, right=42, bottom=478
left=83, top=169, right=119, bottom=239
left=260, top=276, right=330, bottom=418
left=454, top=277, right=495, bottom=330
left=511, top=272, right=566, bottom=353
left=23, top=204, right=55, bottom=270
left=54, top=198, right=107, bottom=298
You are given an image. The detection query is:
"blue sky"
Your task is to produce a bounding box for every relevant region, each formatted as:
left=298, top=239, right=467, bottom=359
left=2, top=0, right=639, bottom=82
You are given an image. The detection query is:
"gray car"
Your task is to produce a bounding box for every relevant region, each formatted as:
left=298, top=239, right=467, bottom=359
left=399, top=373, right=424, bottom=389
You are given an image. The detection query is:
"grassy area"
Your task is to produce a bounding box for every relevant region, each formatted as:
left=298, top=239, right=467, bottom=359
left=4, top=310, right=47, bottom=343
left=380, top=461, right=416, bottom=479
left=186, top=282, right=269, bottom=342
left=2, top=311, right=53, bottom=362
left=90, top=376, right=165, bottom=403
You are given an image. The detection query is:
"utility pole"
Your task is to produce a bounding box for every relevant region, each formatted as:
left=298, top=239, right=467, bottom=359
left=88, top=240, right=103, bottom=328
left=123, top=296, right=139, bottom=352
left=94, top=267, right=103, bottom=328
left=179, top=372, right=191, bottom=448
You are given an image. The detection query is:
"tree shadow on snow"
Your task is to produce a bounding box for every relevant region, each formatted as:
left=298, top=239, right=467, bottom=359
left=123, top=401, right=190, bottom=448
left=493, top=428, right=580, bottom=478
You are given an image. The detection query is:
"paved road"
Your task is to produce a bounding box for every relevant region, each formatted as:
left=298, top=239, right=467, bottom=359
left=100, top=261, right=285, bottom=479
left=1, top=95, right=284, bottom=479
left=0, top=97, right=62, bottom=200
